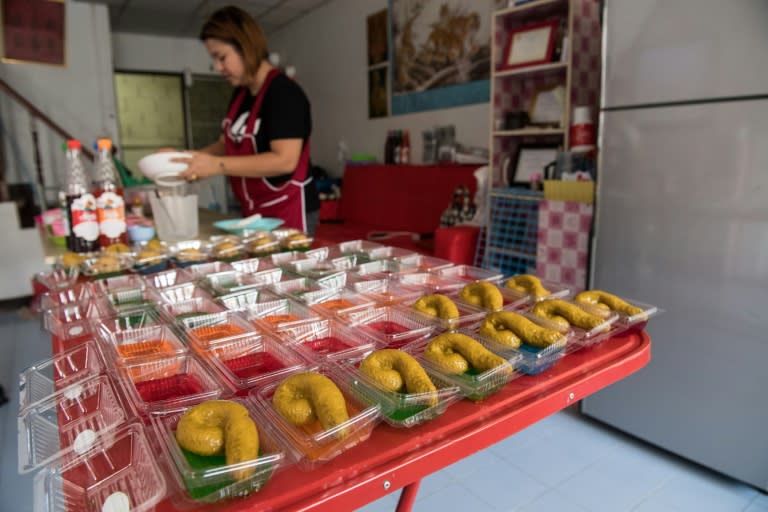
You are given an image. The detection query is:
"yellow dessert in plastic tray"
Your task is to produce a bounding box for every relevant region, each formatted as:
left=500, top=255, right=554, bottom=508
left=531, top=299, right=606, bottom=331
left=272, top=372, right=349, bottom=433
left=360, top=349, right=437, bottom=405
left=479, top=311, right=564, bottom=349
left=459, top=281, right=503, bottom=311
left=424, top=332, right=506, bottom=374
left=413, top=294, right=459, bottom=320
left=574, top=290, right=644, bottom=317
left=505, top=274, right=550, bottom=299
left=175, top=400, right=259, bottom=481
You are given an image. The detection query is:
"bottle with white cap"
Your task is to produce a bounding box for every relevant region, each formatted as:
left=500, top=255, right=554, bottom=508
left=570, top=106, right=595, bottom=153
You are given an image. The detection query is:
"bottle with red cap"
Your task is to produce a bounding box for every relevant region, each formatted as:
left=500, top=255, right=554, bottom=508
left=64, top=139, right=99, bottom=252
left=93, top=138, right=128, bottom=247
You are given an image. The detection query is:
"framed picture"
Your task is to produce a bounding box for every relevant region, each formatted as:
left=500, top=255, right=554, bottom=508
left=1, top=0, right=66, bottom=66
left=508, top=144, right=558, bottom=185
left=501, top=20, right=558, bottom=70
left=366, top=9, right=388, bottom=67
left=368, top=67, right=388, bottom=118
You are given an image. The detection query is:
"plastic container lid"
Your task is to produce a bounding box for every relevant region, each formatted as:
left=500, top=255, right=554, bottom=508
left=300, top=288, right=376, bottom=319
left=143, top=267, right=194, bottom=290
left=217, top=288, right=283, bottom=312
left=158, top=296, right=225, bottom=324
left=435, top=264, right=504, bottom=284
left=154, top=282, right=213, bottom=305
left=394, top=253, right=454, bottom=272
left=397, top=272, right=466, bottom=294
left=33, top=422, right=167, bottom=512
left=179, top=311, right=260, bottom=349
left=244, top=298, right=323, bottom=334
left=18, top=375, right=133, bottom=474
left=405, top=293, right=487, bottom=331
left=102, top=324, right=189, bottom=366
left=18, top=340, right=106, bottom=413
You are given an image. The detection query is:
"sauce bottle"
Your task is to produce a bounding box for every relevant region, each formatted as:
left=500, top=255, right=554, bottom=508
left=64, top=140, right=99, bottom=253
left=93, top=138, right=128, bottom=247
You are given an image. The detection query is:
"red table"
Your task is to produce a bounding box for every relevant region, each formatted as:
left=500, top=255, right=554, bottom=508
left=154, top=330, right=650, bottom=511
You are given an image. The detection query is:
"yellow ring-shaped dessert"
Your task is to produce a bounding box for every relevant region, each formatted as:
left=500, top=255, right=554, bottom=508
left=574, top=290, right=644, bottom=317
left=175, top=400, right=259, bottom=481
left=360, top=349, right=437, bottom=405
left=531, top=299, right=606, bottom=331
left=505, top=274, right=551, bottom=299
left=479, top=311, right=564, bottom=349
left=413, top=294, right=459, bottom=319
left=273, top=372, right=349, bottom=433
left=459, top=281, right=503, bottom=311
left=424, top=332, right=506, bottom=374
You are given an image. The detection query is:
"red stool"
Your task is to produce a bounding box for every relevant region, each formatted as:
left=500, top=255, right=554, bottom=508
left=434, top=225, right=480, bottom=265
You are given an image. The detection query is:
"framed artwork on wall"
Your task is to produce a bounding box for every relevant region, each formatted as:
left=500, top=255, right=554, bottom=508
left=368, top=67, right=389, bottom=118
left=367, top=9, right=388, bottom=66
left=390, top=0, right=492, bottom=115
left=1, top=0, right=66, bottom=66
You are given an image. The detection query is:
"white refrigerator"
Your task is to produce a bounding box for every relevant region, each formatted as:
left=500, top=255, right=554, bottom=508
left=581, top=0, right=768, bottom=491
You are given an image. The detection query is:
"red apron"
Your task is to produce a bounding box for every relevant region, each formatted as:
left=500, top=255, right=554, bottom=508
left=223, top=69, right=311, bottom=231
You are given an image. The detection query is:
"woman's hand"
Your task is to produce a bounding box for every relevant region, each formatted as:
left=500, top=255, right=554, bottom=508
left=174, top=151, right=222, bottom=181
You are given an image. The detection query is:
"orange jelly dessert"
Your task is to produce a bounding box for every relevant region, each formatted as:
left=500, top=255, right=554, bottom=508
left=318, top=299, right=354, bottom=312
left=191, top=323, right=246, bottom=344
left=262, top=313, right=301, bottom=325
left=116, top=339, right=177, bottom=359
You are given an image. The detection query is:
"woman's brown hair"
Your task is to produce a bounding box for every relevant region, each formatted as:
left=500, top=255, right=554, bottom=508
left=199, top=6, right=268, bottom=77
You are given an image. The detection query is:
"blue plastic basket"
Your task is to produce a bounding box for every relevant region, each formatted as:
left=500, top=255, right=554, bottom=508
left=482, top=188, right=542, bottom=276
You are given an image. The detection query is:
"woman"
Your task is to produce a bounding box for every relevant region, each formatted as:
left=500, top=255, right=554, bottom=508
left=175, top=6, right=313, bottom=231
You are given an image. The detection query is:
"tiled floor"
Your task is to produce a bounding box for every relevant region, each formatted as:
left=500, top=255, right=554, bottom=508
left=1, top=308, right=766, bottom=512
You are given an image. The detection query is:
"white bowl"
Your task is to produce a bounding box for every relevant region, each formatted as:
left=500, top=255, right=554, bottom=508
left=137, top=152, right=191, bottom=181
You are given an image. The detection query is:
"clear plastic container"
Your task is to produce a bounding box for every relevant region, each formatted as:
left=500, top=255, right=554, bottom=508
left=526, top=299, right=620, bottom=345
left=464, top=313, right=572, bottom=375
left=449, top=283, right=530, bottom=313
left=270, top=250, right=305, bottom=266
left=80, top=253, right=134, bottom=279
left=274, top=230, right=313, bottom=251
left=103, top=286, right=159, bottom=313
left=409, top=336, right=519, bottom=401
left=405, top=294, right=487, bottom=331
left=217, top=288, right=283, bottom=312
left=283, top=259, right=348, bottom=289
left=243, top=236, right=280, bottom=257
left=35, top=267, right=80, bottom=292
left=90, top=274, right=146, bottom=296
left=179, top=311, right=260, bottom=350
left=211, top=238, right=247, bottom=261
left=18, top=375, right=132, bottom=473
left=18, top=340, right=105, bottom=412
left=169, top=239, right=212, bottom=267
left=394, top=253, right=454, bottom=272
left=187, top=260, right=233, bottom=279
left=142, top=267, right=194, bottom=290
left=249, top=369, right=381, bottom=470
left=340, top=306, right=437, bottom=350
left=300, top=288, right=376, bottom=319
left=304, top=246, right=330, bottom=261
left=338, top=359, right=461, bottom=428
left=132, top=250, right=170, bottom=275
left=39, top=284, right=93, bottom=312
left=202, top=334, right=308, bottom=395
left=202, top=270, right=263, bottom=297
left=397, top=272, right=466, bottom=294
left=573, top=295, right=660, bottom=331
left=150, top=399, right=288, bottom=503
left=350, top=259, right=409, bottom=279
left=434, top=264, right=504, bottom=283
left=278, top=320, right=376, bottom=363
left=350, top=278, right=424, bottom=306
left=336, top=239, right=383, bottom=256
left=231, top=256, right=270, bottom=274
left=101, top=324, right=189, bottom=366
left=246, top=267, right=285, bottom=288
left=43, top=302, right=103, bottom=347
left=154, top=282, right=212, bottom=305
left=501, top=276, right=571, bottom=303
left=117, top=353, right=225, bottom=415
left=244, top=298, right=323, bottom=334
left=158, top=296, right=226, bottom=324
left=365, top=246, right=418, bottom=261
left=33, top=422, right=167, bottom=512
left=271, top=276, right=342, bottom=299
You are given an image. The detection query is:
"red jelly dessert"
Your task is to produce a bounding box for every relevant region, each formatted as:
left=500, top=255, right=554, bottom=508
left=223, top=352, right=286, bottom=379
left=134, top=374, right=204, bottom=403
left=367, top=320, right=409, bottom=335
left=301, top=336, right=352, bottom=355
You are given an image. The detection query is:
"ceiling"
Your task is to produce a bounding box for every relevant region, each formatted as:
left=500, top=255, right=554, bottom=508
left=76, top=0, right=331, bottom=37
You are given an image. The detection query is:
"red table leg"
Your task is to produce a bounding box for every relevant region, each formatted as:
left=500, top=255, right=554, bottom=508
left=396, top=480, right=421, bottom=512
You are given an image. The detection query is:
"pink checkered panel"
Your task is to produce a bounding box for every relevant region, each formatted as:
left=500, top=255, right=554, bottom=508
left=536, top=199, right=593, bottom=291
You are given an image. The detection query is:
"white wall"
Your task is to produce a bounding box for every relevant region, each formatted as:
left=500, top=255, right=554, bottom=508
left=269, top=0, right=490, bottom=176
left=0, top=1, right=118, bottom=202
left=112, top=32, right=216, bottom=75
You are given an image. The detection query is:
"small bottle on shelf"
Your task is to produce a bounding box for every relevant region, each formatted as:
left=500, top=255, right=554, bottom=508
left=93, top=138, right=128, bottom=248
left=64, top=140, right=99, bottom=253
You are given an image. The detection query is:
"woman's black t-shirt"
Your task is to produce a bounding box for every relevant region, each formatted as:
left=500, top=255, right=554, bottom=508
left=226, top=74, right=312, bottom=186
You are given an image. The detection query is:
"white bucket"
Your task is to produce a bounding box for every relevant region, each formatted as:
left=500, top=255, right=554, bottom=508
left=149, top=175, right=199, bottom=242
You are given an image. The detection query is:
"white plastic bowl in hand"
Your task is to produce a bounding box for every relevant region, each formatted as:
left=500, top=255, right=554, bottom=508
left=138, top=151, right=192, bottom=181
